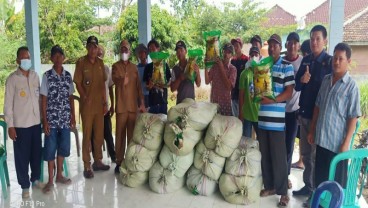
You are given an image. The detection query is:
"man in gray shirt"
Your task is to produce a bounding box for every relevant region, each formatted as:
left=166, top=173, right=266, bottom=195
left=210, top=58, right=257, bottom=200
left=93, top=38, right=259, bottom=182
left=170, top=40, right=201, bottom=104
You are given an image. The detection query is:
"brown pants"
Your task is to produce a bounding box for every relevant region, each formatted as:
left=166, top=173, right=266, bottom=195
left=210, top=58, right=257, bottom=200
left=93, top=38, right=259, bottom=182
left=115, top=112, right=137, bottom=165
left=81, top=113, right=104, bottom=169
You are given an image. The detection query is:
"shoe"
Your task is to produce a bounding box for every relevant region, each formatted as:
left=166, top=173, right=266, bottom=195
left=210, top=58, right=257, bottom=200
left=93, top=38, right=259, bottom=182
left=293, top=186, right=312, bottom=196
left=83, top=169, right=94, bottom=179
left=32, top=180, right=46, bottom=189
left=115, top=165, right=120, bottom=174
left=92, top=161, right=110, bottom=171
left=22, top=189, right=30, bottom=199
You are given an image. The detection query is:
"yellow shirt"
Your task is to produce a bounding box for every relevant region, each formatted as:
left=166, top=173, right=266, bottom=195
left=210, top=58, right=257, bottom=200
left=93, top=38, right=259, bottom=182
left=4, top=69, right=41, bottom=128
left=73, top=56, right=107, bottom=115
left=112, top=60, right=143, bottom=113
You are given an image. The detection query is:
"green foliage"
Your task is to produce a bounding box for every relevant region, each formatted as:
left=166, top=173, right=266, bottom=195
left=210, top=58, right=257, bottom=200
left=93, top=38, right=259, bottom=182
left=360, top=82, right=368, bottom=117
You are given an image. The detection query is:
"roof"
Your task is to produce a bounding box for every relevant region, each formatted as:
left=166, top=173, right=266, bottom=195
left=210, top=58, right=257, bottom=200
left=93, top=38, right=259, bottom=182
left=343, top=9, right=368, bottom=43
left=264, top=5, right=296, bottom=27
left=305, top=0, right=368, bottom=24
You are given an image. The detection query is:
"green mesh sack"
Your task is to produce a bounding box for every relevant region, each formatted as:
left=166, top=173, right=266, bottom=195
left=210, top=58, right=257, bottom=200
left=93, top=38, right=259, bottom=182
left=251, top=56, right=275, bottom=102
left=203, top=30, right=221, bottom=69
left=149, top=51, right=170, bottom=86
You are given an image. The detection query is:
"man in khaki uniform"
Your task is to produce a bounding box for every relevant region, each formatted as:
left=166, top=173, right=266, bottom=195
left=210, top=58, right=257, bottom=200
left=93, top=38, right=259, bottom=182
left=112, top=40, right=145, bottom=173
left=73, top=36, right=110, bottom=178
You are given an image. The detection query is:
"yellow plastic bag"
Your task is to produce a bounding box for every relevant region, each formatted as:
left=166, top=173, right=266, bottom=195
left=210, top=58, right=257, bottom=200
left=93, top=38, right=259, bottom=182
left=203, top=30, right=221, bottom=69
left=252, top=56, right=275, bottom=102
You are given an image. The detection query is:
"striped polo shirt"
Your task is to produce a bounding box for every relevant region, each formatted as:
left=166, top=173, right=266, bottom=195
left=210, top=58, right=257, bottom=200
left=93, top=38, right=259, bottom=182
left=258, top=57, right=295, bottom=131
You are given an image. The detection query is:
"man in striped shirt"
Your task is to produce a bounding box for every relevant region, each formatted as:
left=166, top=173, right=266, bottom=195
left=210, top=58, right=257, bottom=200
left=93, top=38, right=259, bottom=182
left=258, top=34, right=294, bottom=207
left=308, top=42, right=361, bottom=189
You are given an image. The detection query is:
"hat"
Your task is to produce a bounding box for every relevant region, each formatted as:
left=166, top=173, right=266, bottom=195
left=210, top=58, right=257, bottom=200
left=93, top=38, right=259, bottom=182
left=51, top=45, right=64, bottom=56
left=287, top=32, right=300, bottom=42
left=120, top=40, right=131, bottom=50
left=175, top=40, right=187, bottom=51
left=250, top=35, right=262, bottom=45
left=268, top=34, right=282, bottom=45
left=222, top=43, right=234, bottom=54
left=86, top=36, right=98, bottom=46
left=135, top=43, right=148, bottom=54
left=249, top=46, right=260, bottom=55
left=231, top=37, right=243, bottom=46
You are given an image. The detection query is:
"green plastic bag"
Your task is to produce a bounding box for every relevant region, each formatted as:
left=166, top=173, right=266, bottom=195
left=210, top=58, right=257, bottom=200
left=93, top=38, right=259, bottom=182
left=184, top=49, right=203, bottom=83
left=203, top=30, right=221, bottom=69
left=149, top=52, right=170, bottom=86
left=252, top=56, right=275, bottom=102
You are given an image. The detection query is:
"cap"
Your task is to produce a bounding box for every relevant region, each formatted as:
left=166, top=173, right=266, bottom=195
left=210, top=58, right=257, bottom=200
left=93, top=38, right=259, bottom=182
left=135, top=43, right=148, bottom=54
left=231, top=37, right=243, bottom=46
left=120, top=40, right=131, bottom=50
left=86, top=36, right=98, bottom=46
left=286, top=32, right=300, bottom=42
left=175, top=40, right=187, bottom=51
left=250, top=35, right=262, bottom=45
left=249, top=46, right=260, bottom=55
left=51, top=45, right=64, bottom=57
left=268, top=34, right=282, bottom=45
left=222, top=43, right=234, bottom=54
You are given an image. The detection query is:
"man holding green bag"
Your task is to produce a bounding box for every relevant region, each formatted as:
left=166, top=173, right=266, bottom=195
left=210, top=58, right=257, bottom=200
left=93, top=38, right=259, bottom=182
left=170, top=40, right=201, bottom=104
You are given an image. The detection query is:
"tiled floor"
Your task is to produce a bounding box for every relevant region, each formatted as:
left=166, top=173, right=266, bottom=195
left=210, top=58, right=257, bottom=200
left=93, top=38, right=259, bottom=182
left=0, top=132, right=367, bottom=208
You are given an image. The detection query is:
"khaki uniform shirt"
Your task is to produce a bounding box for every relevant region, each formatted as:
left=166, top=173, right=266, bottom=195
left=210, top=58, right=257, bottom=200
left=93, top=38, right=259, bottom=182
left=73, top=56, right=107, bottom=115
left=112, top=60, right=143, bottom=113
left=4, top=69, right=41, bottom=128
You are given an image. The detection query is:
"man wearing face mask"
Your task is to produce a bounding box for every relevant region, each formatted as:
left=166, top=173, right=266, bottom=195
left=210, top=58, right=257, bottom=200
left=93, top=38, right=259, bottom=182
left=112, top=40, right=146, bottom=174
left=205, top=43, right=237, bottom=116
left=73, top=36, right=110, bottom=179
left=4, top=46, right=45, bottom=198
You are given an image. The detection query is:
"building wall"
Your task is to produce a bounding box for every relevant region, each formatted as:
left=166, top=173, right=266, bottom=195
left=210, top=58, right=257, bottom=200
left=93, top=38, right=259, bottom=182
left=350, top=45, right=368, bottom=75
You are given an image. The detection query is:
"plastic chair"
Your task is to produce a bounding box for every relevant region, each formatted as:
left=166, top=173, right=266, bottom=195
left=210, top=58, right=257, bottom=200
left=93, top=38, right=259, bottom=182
left=318, top=149, right=368, bottom=208
left=40, top=131, right=69, bottom=183
left=0, top=121, right=10, bottom=199
left=311, top=181, right=344, bottom=208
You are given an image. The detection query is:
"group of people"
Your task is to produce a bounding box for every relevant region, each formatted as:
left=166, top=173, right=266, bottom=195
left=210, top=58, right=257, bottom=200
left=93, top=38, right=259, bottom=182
left=3, top=24, right=361, bottom=207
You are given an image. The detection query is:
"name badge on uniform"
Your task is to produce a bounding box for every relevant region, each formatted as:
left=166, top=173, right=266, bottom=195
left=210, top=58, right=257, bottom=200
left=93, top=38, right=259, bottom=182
left=20, top=90, right=26, bottom=97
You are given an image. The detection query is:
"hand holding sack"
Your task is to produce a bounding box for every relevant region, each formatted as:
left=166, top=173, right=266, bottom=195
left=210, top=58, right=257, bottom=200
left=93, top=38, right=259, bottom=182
left=203, top=30, right=221, bottom=69
left=185, top=49, right=203, bottom=83
left=252, top=56, right=275, bottom=102
left=149, top=52, right=170, bottom=87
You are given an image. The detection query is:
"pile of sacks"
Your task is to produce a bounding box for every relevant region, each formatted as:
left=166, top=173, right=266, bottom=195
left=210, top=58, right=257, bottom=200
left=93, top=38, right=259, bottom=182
left=149, top=98, right=218, bottom=194
left=219, top=138, right=263, bottom=205
left=119, top=113, right=167, bottom=187
left=187, top=114, right=242, bottom=196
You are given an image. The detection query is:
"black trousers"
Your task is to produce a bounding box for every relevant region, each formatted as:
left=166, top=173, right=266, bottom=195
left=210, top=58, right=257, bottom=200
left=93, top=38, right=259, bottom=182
left=315, top=145, right=347, bottom=189
left=14, top=124, right=42, bottom=189
left=285, top=111, right=299, bottom=175
left=258, top=129, right=288, bottom=195
left=91, top=114, right=116, bottom=160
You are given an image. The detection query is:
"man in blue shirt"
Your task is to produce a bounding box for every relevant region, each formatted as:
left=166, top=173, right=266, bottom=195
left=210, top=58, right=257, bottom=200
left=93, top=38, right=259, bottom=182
left=136, top=43, right=149, bottom=108
left=308, top=42, right=361, bottom=189
left=258, top=34, right=294, bottom=207
left=293, top=25, right=333, bottom=197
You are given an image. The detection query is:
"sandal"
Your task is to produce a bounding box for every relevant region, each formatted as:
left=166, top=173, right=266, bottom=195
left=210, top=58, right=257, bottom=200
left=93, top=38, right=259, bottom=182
left=56, top=177, right=72, bottom=185
left=278, top=195, right=290, bottom=207
left=291, top=162, right=304, bottom=170
left=260, top=189, right=276, bottom=197
left=42, top=183, right=54, bottom=194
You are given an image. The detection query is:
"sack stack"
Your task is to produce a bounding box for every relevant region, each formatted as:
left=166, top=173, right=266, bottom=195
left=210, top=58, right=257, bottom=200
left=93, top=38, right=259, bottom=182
left=187, top=114, right=242, bottom=196
left=149, top=98, right=218, bottom=194
left=120, top=113, right=167, bottom=187
left=219, top=138, right=263, bottom=205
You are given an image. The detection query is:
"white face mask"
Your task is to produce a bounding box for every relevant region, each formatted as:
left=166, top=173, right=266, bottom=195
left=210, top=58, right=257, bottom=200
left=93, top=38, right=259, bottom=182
left=121, top=53, right=129, bottom=61
left=251, top=56, right=260, bottom=63
left=20, top=59, right=32, bottom=71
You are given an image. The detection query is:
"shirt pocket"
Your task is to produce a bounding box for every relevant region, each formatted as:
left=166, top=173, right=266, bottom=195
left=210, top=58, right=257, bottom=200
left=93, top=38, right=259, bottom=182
left=82, top=69, right=92, bottom=87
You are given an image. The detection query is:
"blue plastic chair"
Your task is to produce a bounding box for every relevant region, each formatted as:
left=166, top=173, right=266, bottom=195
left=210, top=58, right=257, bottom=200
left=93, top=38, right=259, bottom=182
left=311, top=181, right=344, bottom=208
left=0, top=121, right=10, bottom=199
left=349, top=120, right=360, bottom=149
left=318, top=149, right=368, bottom=208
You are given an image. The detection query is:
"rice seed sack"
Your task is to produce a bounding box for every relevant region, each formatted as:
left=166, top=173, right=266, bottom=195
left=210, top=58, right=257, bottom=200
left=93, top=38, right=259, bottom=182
left=149, top=161, right=185, bottom=194
left=159, top=144, right=194, bottom=178
left=194, top=140, right=225, bottom=180
left=186, top=165, right=217, bottom=196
